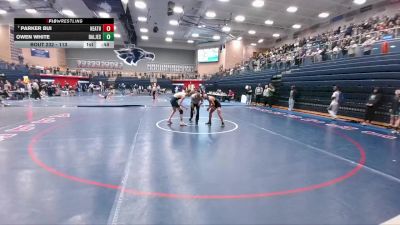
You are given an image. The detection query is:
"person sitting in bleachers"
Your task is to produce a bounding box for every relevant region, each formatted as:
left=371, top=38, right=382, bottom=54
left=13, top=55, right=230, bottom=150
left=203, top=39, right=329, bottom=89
left=362, top=87, right=383, bottom=125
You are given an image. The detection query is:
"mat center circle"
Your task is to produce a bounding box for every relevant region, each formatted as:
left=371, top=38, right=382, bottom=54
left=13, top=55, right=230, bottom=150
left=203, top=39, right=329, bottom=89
left=156, top=117, right=238, bottom=134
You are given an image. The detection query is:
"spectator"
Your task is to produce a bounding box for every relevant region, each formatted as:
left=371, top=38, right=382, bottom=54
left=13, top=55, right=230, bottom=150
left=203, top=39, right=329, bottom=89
left=348, top=40, right=358, bottom=57
left=31, top=80, right=41, bottom=100
left=245, top=85, right=253, bottom=105
left=389, top=89, right=400, bottom=133
left=328, top=85, right=341, bottom=119
left=263, top=83, right=275, bottom=108
left=362, top=35, right=375, bottom=55
left=228, top=89, right=235, bottom=102
left=255, top=83, right=263, bottom=105
left=288, top=85, right=297, bottom=111
left=362, top=87, right=383, bottom=125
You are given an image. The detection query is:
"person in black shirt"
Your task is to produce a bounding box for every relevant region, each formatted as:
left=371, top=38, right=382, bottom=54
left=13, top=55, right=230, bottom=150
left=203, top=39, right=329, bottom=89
left=362, top=87, right=382, bottom=125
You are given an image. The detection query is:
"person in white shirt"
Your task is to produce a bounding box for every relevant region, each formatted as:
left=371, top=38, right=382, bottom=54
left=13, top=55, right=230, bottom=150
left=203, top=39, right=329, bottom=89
left=348, top=40, right=357, bottom=57
left=328, top=85, right=341, bottom=119
left=288, top=85, right=297, bottom=111
left=362, top=35, right=375, bottom=55
left=168, top=90, right=190, bottom=126
left=254, top=84, right=264, bottom=105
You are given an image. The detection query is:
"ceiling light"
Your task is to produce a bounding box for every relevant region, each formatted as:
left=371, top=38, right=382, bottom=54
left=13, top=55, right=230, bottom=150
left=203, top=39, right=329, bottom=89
left=121, top=0, right=129, bottom=4
left=140, top=28, right=148, bottom=33
left=187, top=40, right=194, bottom=43
left=98, top=12, right=110, bottom=18
left=135, top=0, right=147, bottom=9
left=287, top=6, right=298, bottom=13
left=353, top=0, right=366, bottom=5
left=61, top=9, right=75, bottom=17
left=25, top=9, right=37, bottom=14
left=165, top=37, right=173, bottom=42
left=273, top=33, right=280, bottom=38
left=141, top=35, right=149, bottom=40
left=252, top=0, right=264, bottom=8
left=218, top=0, right=229, bottom=2
left=237, top=37, right=242, bottom=41
left=292, top=24, right=302, bottom=29
left=192, top=33, right=199, bottom=37
left=265, top=20, right=274, bottom=25
left=173, top=6, right=184, bottom=14
left=198, top=24, right=206, bottom=28
left=166, top=30, right=175, bottom=35
left=138, top=16, right=147, bottom=22
left=213, top=35, right=221, bottom=40
left=248, top=30, right=256, bottom=35
left=114, top=33, right=121, bottom=38
left=169, top=19, right=179, bottom=26
left=205, top=11, right=216, bottom=18
left=318, top=12, right=330, bottom=18
left=0, top=9, right=6, bottom=14
left=251, top=43, right=257, bottom=46
left=222, top=26, right=231, bottom=32
left=7, top=0, right=19, bottom=2
left=235, top=15, right=245, bottom=22
left=258, top=39, right=264, bottom=43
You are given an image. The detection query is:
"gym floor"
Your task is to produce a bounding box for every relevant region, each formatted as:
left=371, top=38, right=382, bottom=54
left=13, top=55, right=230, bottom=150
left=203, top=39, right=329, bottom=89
left=0, top=95, right=399, bottom=225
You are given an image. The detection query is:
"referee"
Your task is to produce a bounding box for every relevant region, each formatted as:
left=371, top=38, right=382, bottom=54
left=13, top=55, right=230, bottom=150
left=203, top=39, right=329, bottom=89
left=189, top=90, right=203, bottom=125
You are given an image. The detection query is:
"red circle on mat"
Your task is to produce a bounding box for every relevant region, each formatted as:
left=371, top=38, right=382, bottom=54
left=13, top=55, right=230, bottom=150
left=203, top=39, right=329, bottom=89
left=28, top=120, right=366, bottom=200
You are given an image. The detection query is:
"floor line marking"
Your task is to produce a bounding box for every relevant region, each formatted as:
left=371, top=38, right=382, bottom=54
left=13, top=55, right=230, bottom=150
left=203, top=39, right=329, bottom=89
left=381, top=214, right=400, bottom=225
left=251, top=123, right=400, bottom=184
left=107, top=109, right=146, bottom=225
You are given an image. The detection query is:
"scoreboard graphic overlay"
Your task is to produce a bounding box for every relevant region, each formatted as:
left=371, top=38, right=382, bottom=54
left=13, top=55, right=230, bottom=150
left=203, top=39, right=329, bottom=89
left=14, top=18, right=114, bottom=49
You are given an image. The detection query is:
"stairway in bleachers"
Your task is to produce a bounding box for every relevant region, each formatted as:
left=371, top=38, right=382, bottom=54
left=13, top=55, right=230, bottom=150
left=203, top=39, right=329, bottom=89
left=278, top=53, right=400, bottom=122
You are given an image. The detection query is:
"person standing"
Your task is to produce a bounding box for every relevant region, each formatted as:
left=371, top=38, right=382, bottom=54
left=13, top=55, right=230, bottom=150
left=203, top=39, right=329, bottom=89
left=189, top=90, right=203, bottom=125
left=31, top=80, right=41, bottom=100
left=205, top=94, right=225, bottom=127
left=327, top=85, right=341, bottom=119
left=288, top=85, right=297, bottom=111
left=167, top=90, right=190, bottom=126
left=389, top=89, right=400, bottom=133
left=263, top=83, right=275, bottom=107
left=362, top=87, right=383, bottom=125
left=245, top=85, right=253, bottom=105
left=255, top=84, right=263, bottom=105
left=151, top=83, right=157, bottom=100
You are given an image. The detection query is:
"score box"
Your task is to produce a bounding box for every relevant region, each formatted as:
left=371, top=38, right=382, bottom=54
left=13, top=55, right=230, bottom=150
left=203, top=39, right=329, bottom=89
left=102, top=32, right=114, bottom=41
left=102, top=24, right=114, bottom=32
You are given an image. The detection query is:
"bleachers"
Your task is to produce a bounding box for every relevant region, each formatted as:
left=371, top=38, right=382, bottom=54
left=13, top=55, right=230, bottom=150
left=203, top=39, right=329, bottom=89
left=205, top=70, right=278, bottom=99
left=1, top=68, right=30, bottom=82
left=278, top=53, right=400, bottom=122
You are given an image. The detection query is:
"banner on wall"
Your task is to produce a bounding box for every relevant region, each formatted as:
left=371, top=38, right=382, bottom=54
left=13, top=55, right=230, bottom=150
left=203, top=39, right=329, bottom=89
left=147, top=63, right=195, bottom=73
left=31, top=48, right=50, bottom=58
left=114, top=46, right=155, bottom=66
left=76, top=60, right=123, bottom=69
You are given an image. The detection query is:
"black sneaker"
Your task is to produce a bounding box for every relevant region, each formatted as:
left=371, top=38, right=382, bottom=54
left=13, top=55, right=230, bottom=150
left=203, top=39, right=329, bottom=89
left=189, top=119, right=192, bottom=123
left=221, top=122, right=225, bottom=127
left=195, top=121, right=198, bottom=126
left=205, top=122, right=212, bottom=126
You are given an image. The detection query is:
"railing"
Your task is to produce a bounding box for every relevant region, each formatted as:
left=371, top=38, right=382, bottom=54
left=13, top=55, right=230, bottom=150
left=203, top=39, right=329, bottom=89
left=206, top=27, right=400, bottom=79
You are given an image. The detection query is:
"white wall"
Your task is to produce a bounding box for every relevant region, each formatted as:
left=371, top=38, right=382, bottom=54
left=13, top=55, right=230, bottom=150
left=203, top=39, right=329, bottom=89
left=65, top=47, right=196, bottom=72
